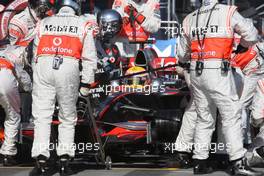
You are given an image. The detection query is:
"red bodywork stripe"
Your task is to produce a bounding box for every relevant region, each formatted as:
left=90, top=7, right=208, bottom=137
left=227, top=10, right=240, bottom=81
left=102, top=127, right=146, bottom=140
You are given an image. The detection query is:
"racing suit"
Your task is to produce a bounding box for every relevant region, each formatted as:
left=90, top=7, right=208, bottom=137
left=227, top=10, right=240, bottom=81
left=8, top=6, right=39, bottom=47
left=8, top=6, right=39, bottom=122
left=31, top=7, right=97, bottom=159
left=174, top=70, right=217, bottom=153
left=0, top=45, right=31, bottom=156
left=251, top=79, right=264, bottom=134
left=177, top=0, right=258, bottom=161
left=246, top=78, right=264, bottom=165
left=112, top=0, right=161, bottom=57
left=232, top=42, right=264, bottom=144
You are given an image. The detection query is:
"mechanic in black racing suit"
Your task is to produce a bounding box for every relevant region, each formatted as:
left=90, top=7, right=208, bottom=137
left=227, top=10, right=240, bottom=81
left=92, top=9, right=123, bottom=100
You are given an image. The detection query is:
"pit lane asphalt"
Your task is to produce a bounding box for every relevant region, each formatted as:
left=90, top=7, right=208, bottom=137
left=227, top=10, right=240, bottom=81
left=0, top=167, right=228, bottom=176
left=1, top=164, right=264, bottom=176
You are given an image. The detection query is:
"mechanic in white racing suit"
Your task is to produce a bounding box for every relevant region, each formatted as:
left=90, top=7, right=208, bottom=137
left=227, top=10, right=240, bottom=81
left=234, top=43, right=264, bottom=166
left=246, top=77, right=264, bottom=166
left=173, top=67, right=217, bottom=167
left=232, top=42, right=264, bottom=144
left=7, top=0, right=52, bottom=124
left=30, top=0, right=97, bottom=175
left=8, top=0, right=51, bottom=46
left=112, top=0, right=161, bottom=57
left=177, top=0, right=260, bottom=175
left=251, top=78, right=264, bottom=124
left=0, top=0, right=51, bottom=166
left=251, top=79, right=264, bottom=143
left=0, top=46, right=31, bottom=166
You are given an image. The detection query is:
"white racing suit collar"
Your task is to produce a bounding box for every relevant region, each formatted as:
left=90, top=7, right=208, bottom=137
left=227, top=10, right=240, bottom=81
left=27, top=7, right=39, bottom=24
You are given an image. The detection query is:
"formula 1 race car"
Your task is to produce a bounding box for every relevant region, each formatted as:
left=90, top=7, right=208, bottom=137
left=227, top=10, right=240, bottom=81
left=0, top=41, right=188, bottom=169
left=0, top=0, right=189, bottom=168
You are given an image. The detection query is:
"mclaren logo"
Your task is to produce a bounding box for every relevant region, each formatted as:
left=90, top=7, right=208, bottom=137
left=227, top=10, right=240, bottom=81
left=44, top=25, right=78, bottom=34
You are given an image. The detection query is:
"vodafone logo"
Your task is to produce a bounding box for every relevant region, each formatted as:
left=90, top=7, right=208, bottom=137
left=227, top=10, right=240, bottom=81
left=53, top=37, right=62, bottom=46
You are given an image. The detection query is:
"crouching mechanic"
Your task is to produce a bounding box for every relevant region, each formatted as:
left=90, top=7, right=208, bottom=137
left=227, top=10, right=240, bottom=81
left=8, top=0, right=52, bottom=47
left=232, top=43, right=264, bottom=165
left=250, top=79, right=264, bottom=152
left=7, top=0, right=52, bottom=123
left=112, top=0, right=161, bottom=57
left=177, top=0, right=261, bottom=175
left=30, top=0, right=97, bottom=175
left=231, top=41, right=264, bottom=147
left=0, top=46, right=32, bottom=166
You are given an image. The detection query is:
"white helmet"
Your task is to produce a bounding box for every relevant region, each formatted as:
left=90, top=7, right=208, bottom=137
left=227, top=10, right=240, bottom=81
left=55, top=0, right=81, bottom=15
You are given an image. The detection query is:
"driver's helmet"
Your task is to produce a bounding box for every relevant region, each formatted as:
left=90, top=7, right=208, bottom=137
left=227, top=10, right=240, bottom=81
left=125, top=66, right=148, bottom=86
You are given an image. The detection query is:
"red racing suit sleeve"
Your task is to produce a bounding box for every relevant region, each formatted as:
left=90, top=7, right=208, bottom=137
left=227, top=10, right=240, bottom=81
left=8, top=19, right=27, bottom=45
left=112, top=0, right=161, bottom=34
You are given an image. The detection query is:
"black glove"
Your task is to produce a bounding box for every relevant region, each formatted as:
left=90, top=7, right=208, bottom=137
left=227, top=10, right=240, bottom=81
left=234, top=44, right=248, bottom=54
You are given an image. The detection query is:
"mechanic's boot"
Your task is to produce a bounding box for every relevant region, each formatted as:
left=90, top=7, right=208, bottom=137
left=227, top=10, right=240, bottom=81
left=230, top=157, right=263, bottom=176
left=167, top=152, right=192, bottom=168
left=29, top=155, right=50, bottom=176
left=3, top=155, right=17, bottom=166
left=177, top=152, right=192, bottom=168
left=59, top=154, right=73, bottom=176
left=193, top=159, right=213, bottom=175
left=246, top=148, right=264, bottom=167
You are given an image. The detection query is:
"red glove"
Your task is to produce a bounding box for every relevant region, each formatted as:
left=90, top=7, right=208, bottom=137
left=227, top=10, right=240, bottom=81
left=124, top=4, right=145, bottom=24
left=123, top=17, right=130, bottom=25
left=124, top=4, right=137, bottom=16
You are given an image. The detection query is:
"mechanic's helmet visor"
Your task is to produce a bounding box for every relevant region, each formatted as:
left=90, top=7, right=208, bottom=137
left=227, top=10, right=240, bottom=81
left=100, top=21, right=120, bottom=38
left=97, top=10, right=122, bottom=39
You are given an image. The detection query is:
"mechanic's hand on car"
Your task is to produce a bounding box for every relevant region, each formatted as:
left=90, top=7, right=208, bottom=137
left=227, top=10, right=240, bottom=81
left=79, top=83, right=90, bottom=97
left=123, top=17, right=130, bottom=25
